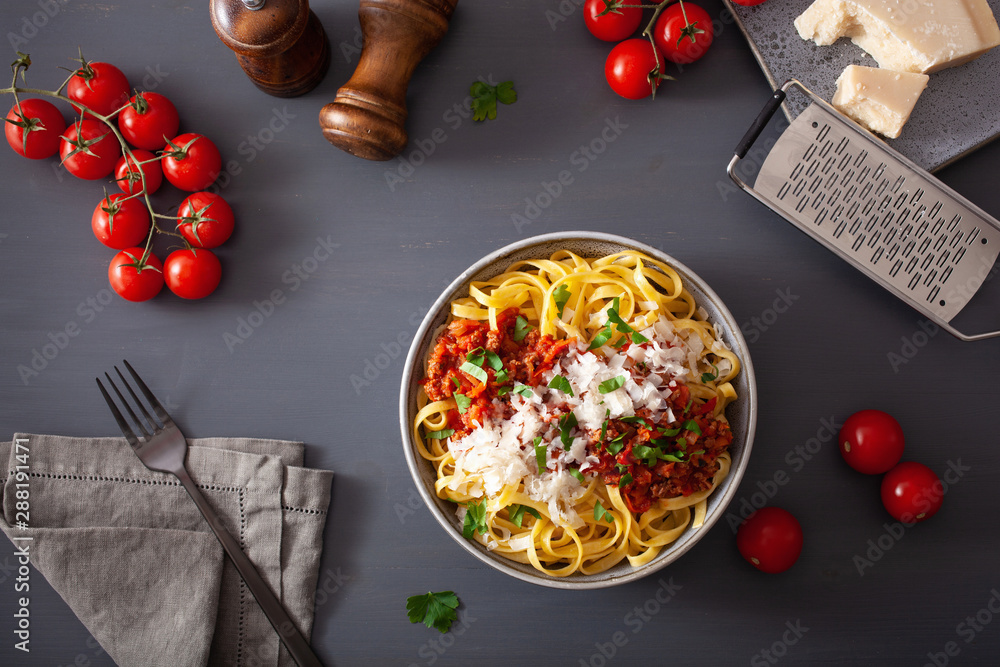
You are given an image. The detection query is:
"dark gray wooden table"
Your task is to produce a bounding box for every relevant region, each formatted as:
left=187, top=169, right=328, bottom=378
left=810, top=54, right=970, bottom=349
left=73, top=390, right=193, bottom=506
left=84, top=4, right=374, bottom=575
left=2, top=1, right=999, bottom=665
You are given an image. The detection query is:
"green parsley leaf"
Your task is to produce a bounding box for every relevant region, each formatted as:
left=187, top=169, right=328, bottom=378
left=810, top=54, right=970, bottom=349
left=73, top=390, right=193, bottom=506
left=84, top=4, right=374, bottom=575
left=513, top=315, right=532, bottom=342
left=631, top=330, right=650, bottom=344
left=618, top=472, right=633, bottom=488
left=553, top=284, right=572, bottom=318
left=658, top=426, right=681, bottom=436
left=606, top=433, right=626, bottom=456
left=462, top=498, right=488, bottom=539
left=454, top=393, right=472, bottom=414
left=619, top=416, right=646, bottom=424
left=600, top=416, right=609, bottom=442
left=598, top=375, right=626, bottom=394
left=681, top=419, right=702, bottom=436
left=497, top=385, right=512, bottom=396
left=594, top=500, right=614, bottom=524
left=426, top=429, right=455, bottom=440
left=483, top=349, right=503, bottom=371
left=450, top=376, right=461, bottom=390
left=470, top=79, right=517, bottom=121
left=508, top=504, right=540, bottom=528
left=559, top=412, right=578, bottom=448
left=632, top=444, right=658, bottom=466
left=701, top=363, right=719, bottom=383
left=465, top=347, right=486, bottom=367
left=513, top=384, right=533, bottom=398
left=460, top=361, right=488, bottom=384
left=569, top=469, right=585, bottom=483
left=406, top=591, right=460, bottom=634
left=534, top=437, right=547, bottom=472
left=588, top=323, right=613, bottom=350
left=548, top=375, right=574, bottom=396
left=495, top=368, right=510, bottom=384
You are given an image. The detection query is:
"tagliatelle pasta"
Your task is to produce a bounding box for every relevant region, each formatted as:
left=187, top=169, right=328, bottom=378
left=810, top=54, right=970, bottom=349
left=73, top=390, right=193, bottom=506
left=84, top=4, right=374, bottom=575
left=414, top=250, right=740, bottom=577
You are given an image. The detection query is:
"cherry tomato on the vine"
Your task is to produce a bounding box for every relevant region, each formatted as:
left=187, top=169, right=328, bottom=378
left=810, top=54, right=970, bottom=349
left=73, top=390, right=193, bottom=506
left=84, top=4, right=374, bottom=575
left=108, top=248, right=164, bottom=302
left=654, top=3, right=715, bottom=65
left=881, top=461, right=943, bottom=523
left=584, top=0, right=642, bottom=42
left=177, top=192, right=234, bottom=249
left=59, top=119, right=121, bottom=180
left=736, top=507, right=803, bottom=574
left=67, top=60, right=130, bottom=117
left=161, top=133, right=221, bottom=192
left=605, top=38, right=665, bottom=100
left=5, top=99, right=66, bottom=159
left=839, top=409, right=905, bottom=475
left=164, top=248, right=222, bottom=299
left=92, top=193, right=151, bottom=250
left=114, top=150, right=163, bottom=196
left=118, top=92, right=179, bottom=151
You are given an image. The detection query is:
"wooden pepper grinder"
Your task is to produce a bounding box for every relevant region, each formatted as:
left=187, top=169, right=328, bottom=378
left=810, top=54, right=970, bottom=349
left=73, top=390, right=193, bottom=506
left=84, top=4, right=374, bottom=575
left=319, top=0, right=459, bottom=161
left=210, top=0, right=330, bottom=98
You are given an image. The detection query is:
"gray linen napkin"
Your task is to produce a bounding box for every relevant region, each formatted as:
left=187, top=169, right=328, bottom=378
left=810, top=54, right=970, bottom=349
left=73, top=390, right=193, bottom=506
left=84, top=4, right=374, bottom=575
left=0, top=433, right=333, bottom=667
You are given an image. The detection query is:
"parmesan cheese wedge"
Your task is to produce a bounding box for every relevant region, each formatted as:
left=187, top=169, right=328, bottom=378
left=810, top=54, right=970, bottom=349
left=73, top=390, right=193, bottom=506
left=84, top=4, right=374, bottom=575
left=794, top=0, right=1000, bottom=73
left=832, top=64, right=929, bottom=138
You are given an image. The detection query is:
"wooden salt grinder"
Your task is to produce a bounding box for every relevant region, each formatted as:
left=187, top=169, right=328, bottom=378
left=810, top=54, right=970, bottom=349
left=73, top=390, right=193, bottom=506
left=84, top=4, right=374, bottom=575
left=210, top=0, right=330, bottom=98
left=319, top=0, right=459, bottom=161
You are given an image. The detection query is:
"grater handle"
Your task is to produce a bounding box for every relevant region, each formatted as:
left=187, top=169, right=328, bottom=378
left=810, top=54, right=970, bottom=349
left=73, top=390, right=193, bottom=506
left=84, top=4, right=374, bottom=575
left=734, top=88, right=786, bottom=159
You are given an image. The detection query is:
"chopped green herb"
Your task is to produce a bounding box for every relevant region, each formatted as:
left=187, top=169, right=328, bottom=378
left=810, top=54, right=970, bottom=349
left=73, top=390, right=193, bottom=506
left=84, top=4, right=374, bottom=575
left=508, top=504, right=540, bottom=528
left=548, top=375, right=574, bottom=396
left=606, top=296, right=649, bottom=344
left=619, top=416, right=646, bottom=424
left=615, top=463, right=629, bottom=474
left=495, top=369, right=510, bottom=385
left=426, top=429, right=455, bottom=440
left=569, top=469, right=585, bottom=483
left=553, top=284, right=572, bottom=317
left=618, top=473, right=633, bottom=488
left=513, top=384, right=533, bottom=398
left=454, top=393, right=471, bottom=414
left=484, top=349, right=503, bottom=371
left=534, top=437, right=547, bottom=472
left=559, top=412, right=578, bottom=448
left=658, top=427, right=681, bottom=436
left=600, top=417, right=609, bottom=442
left=588, top=323, right=613, bottom=350
left=450, top=376, right=461, bottom=390
left=606, top=433, right=626, bottom=456
left=462, top=498, right=488, bottom=539
left=513, top=315, right=532, bottom=342
left=632, top=445, right=658, bottom=466
left=681, top=419, right=702, bottom=436
left=631, top=330, right=649, bottom=344
left=470, top=79, right=517, bottom=121
left=496, top=385, right=512, bottom=396
left=406, top=591, right=460, bottom=634
left=594, top=500, right=614, bottom=524
left=460, top=361, right=488, bottom=384
left=598, top=375, right=627, bottom=394
left=465, top=347, right=485, bottom=367
left=701, top=363, right=719, bottom=383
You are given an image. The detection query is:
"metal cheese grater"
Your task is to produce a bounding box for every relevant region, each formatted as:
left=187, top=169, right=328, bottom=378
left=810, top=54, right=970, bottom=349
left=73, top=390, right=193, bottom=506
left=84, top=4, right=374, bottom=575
left=728, top=80, right=1000, bottom=341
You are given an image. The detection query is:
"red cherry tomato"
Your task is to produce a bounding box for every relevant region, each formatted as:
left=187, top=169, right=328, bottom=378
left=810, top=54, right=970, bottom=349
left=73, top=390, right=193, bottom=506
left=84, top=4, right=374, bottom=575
left=177, top=192, right=235, bottom=249
left=161, top=133, right=221, bottom=192
left=737, top=507, right=803, bottom=574
left=164, top=248, right=222, bottom=299
left=59, top=119, right=122, bottom=180
left=92, top=193, right=151, bottom=249
left=605, top=39, right=664, bottom=100
left=653, top=3, right=715, bottom=65
left=584, top=0, right=642, bottom=42
left=114, top=150, right=163, bottom=196
left=839, top=409, right=905, bottom=475
left=118, top=92, right=179, bottom=151
left=108, top=248, right=164, bottom=302
left=66, top=61, right=130, bottom=117
left=881, top=462, right=943, bottom=523
left=5, top=99, right=66, bottom=159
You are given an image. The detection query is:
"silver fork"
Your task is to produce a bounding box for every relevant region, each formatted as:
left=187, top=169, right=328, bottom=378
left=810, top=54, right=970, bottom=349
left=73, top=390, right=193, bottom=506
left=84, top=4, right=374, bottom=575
left=96, top=360, right=323, bottom=667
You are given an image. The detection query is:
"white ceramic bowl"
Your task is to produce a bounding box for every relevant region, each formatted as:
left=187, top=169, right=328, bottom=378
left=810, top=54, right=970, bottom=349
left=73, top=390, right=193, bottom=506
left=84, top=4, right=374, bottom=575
left=399, top=232, right=757, bottom=589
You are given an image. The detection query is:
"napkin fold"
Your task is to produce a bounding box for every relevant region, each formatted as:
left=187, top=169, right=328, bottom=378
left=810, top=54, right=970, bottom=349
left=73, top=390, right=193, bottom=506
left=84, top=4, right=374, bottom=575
left=0, top=433, right=333, bottom=667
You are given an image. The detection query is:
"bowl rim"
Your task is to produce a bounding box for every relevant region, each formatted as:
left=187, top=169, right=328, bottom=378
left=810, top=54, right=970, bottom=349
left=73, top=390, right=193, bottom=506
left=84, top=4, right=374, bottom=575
left=398, top=231, right=758, bottom=589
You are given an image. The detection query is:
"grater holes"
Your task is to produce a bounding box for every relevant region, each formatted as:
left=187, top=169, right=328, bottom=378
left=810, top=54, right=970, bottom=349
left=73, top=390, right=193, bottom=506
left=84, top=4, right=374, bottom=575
left=837, top=151, right=851, bottom=171
left=831, top=203, right=844, bottom=223
left=871, top=246, right=884, bottom=265
left=854, top=149, right=868, bottom=167
left=777, top=182, right=790, bottom=200
left=847, top=199, right=860, bottom=218
left=815, top=208, right=828, bottom=226
left=930, top=201, right=943, bottom=218
left=910, top=188, right=924, bottom=205
left=841, top=168, right=856, bottom=187
left=835, top=136, right=849, bottom=155
left=803, top=143, right=817, bottom=161
left=874, top=163, right=887, bottom=179
left=793, top=179, right=806, bottom=197
left=942, top=265, right=953, bottom=282
left=950, top=230, right=964, bottom=247
left=927, top=284, right=940, bottom=304
left=860, top=180, right=874, bottom=199
left=933, top=234, right=947, bottom=252
left=967, top=227, right=981, bottom=245
left=947, top=214, right=961, bottom=231
left=923, top=269, right=937, bottom=287
left=918, top=237, right=932, bottom=254
left=867, top=230, right=882, bottom=248
left=907, top=272, right=922, bottom=291
left=806, top=159, right=820, bottom=178
left=887, top=243, right=900, bottom=261
left=955, top=247, right=966, bottom=263
left=902, top=240, right=916, bottom=258
left=916, top=220, right=929, bottom=238
left=875, top=179, right=889, bottom=198
left=821, top=156, right=836, bottom=175
left=852, top=234, right=866, bottom=251
left=931, top=217, right=944, bottom=235
left=809, top=175, right=823, bottom=194
left=936, top=249, right=951, bottom=267
left=880, top=210, right=896, bottom=230
left=905, top=255, right=918, bottom=274
left=796, top=196, right=810, bottom=213
left=818, top=140, right=833, bottom=159
left=877, top=193, right=892, bottom=211
left=920, top=254, right=933, bottom=271
left=817, top=124, right=830, bottom=141
left=834, top=220, right=848, bottom=238
left=812, top=192, right=826, bottom=211
left=891, top=175, right=906, bottom=193
left=790, top=163, right=804, bottom=180
left=865, top=215, right=879, bottom=232
left=893, top=192, right=908, bottom=210
left=857, top=165, right=871, bottom=182
left=890, top=259, right=903, bottom=277
left=849, top=218, right=863, bottom=235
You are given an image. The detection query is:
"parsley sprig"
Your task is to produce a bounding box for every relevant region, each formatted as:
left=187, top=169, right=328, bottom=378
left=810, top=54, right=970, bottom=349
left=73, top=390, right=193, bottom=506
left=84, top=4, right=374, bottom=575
left=470, top=80, right=517, bottom=121
left=406, top=591, right=460, bottom=634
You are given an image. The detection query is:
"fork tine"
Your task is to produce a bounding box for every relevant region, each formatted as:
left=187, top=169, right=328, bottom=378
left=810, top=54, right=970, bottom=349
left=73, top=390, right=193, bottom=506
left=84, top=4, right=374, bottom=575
left=123, top=359, right=173, bottom=426
left=96, top=376, right=141, bottom=449
left=106, top=370, right=153, bottom=439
